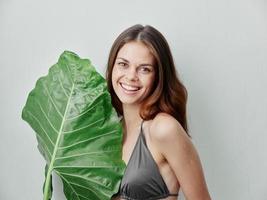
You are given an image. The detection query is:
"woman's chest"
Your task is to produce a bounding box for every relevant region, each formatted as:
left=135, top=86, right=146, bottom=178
left=122, top=121, right=179, bottom=191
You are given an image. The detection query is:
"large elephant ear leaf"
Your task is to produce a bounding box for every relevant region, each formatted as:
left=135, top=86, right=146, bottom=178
left=22, top=51, right=126, bottom=200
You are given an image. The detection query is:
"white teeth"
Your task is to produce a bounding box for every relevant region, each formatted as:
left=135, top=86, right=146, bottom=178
left=120, top=83, right=140, bottom=91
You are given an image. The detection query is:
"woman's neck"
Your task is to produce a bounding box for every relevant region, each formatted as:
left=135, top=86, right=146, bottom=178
left=122, top=103, right=143, bottom=136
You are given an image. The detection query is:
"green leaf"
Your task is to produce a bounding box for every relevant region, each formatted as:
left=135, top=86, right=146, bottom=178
left=22, top=51, right=126, bottom=200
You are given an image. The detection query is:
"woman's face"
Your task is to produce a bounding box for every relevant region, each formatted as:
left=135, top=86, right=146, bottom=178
left=112, top=41, right=156, bottom=106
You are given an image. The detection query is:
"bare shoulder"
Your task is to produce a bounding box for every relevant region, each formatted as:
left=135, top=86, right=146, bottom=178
left=150, top=113, right=211, bottom=200
left=150, top=112, right=190, bottom=143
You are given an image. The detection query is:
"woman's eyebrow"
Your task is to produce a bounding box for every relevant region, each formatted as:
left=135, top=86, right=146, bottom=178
left=117, top=57, right=129, bottom=63
left=116, top=57, right=153, bottom=67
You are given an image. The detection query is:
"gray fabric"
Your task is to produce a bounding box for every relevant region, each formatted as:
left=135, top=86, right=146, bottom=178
left=117, top=120, right=178, bottom=200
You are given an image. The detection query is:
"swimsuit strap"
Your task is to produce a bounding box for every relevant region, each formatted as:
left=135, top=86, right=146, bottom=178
left=140, top=118, right=179, bottom=197
left=169, top=193, right=179, bottom=196
left=141, top=119, right=145, bottom=132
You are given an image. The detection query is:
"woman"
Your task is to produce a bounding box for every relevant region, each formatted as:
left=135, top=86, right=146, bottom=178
left=106, top=24, right=211, bottom=200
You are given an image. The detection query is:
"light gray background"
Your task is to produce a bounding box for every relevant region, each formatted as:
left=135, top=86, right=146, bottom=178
left=0, top=0, right=266, bottom=199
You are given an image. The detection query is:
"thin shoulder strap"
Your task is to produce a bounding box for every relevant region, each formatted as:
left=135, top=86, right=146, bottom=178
left=169, top=193, right=179, bottom=196
left=140, top=119, right=145, bottom=132
left=140, top=119, right=147, bottom=144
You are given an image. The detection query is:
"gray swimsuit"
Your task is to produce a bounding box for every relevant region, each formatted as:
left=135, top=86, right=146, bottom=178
left=114, top=120, right=179, bottom=200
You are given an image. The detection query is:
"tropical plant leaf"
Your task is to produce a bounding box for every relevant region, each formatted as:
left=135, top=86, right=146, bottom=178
left=22, top=51, right=126, bottom=200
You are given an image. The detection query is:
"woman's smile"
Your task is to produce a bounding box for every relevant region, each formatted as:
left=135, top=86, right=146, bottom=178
left=119, top=82, right=142, bottom=95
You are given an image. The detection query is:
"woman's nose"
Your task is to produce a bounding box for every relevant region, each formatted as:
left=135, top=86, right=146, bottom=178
left=126, top=67, right=139, bottom=81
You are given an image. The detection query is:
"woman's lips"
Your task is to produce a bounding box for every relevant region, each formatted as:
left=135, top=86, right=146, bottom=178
left=119, top=83, right=141, bottom=95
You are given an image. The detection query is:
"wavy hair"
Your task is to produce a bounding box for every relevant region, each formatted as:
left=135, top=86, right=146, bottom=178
left=105, top=24, right=190, bottom=136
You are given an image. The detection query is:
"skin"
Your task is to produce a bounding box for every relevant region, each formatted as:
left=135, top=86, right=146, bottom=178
left=111, top=41, right=211, bottom=200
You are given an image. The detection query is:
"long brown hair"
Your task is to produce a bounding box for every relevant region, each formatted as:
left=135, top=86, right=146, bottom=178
left=105, top=24, right=190, bottom=136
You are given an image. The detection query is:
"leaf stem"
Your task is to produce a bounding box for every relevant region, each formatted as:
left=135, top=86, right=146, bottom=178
left=43, top=171, right=52, bottom=200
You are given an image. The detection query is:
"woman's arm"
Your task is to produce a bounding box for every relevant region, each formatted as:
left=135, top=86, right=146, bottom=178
left=151, top=113, right=212, bottom=200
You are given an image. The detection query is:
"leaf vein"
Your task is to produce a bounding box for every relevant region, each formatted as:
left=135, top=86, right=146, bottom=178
left=27, top=111, right=55, bottom=146
left=58, top=74, right=70, bottom=98
left=59, top=174, right=81, bottom=200
left=60, top=172, right=112, bottom=190
left=62, top=117, right=104, bottom=134
left=36, top=134, right=52, bottom=157
left=66, top=97, right=104, bottom=121
left=37, top=101, right=59, bottom=134
left=43, top=83, right=64, bottom=118
left=55, top=150, right=117, bottom=160
left=58, top=130, right=116, bottom=150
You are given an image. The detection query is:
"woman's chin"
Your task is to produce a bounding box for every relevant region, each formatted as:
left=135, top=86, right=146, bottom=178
left=116, top=89, right=142, bottom=103
left=119, top=97, right=139, bottom=105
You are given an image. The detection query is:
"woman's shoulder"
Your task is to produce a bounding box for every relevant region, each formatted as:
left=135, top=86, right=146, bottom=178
left=149, top=112, right=187, bottom=142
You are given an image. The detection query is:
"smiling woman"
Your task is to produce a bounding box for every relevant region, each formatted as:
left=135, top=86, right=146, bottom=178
left=112, top=41, right=156, bottom=105
left=106, top=24, right=212, bottom=200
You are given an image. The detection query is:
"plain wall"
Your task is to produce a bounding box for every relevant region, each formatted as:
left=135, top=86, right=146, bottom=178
left=0, top=0, right=266, bottom=199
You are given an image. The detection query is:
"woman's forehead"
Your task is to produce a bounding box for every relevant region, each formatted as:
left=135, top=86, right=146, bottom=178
left=116, top=42, right=155, bottom=65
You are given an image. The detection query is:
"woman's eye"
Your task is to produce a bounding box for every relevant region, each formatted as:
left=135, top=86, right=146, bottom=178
left=118, top=62, right=127, bottom=67
left=141, top=67, right=151, bottom=72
